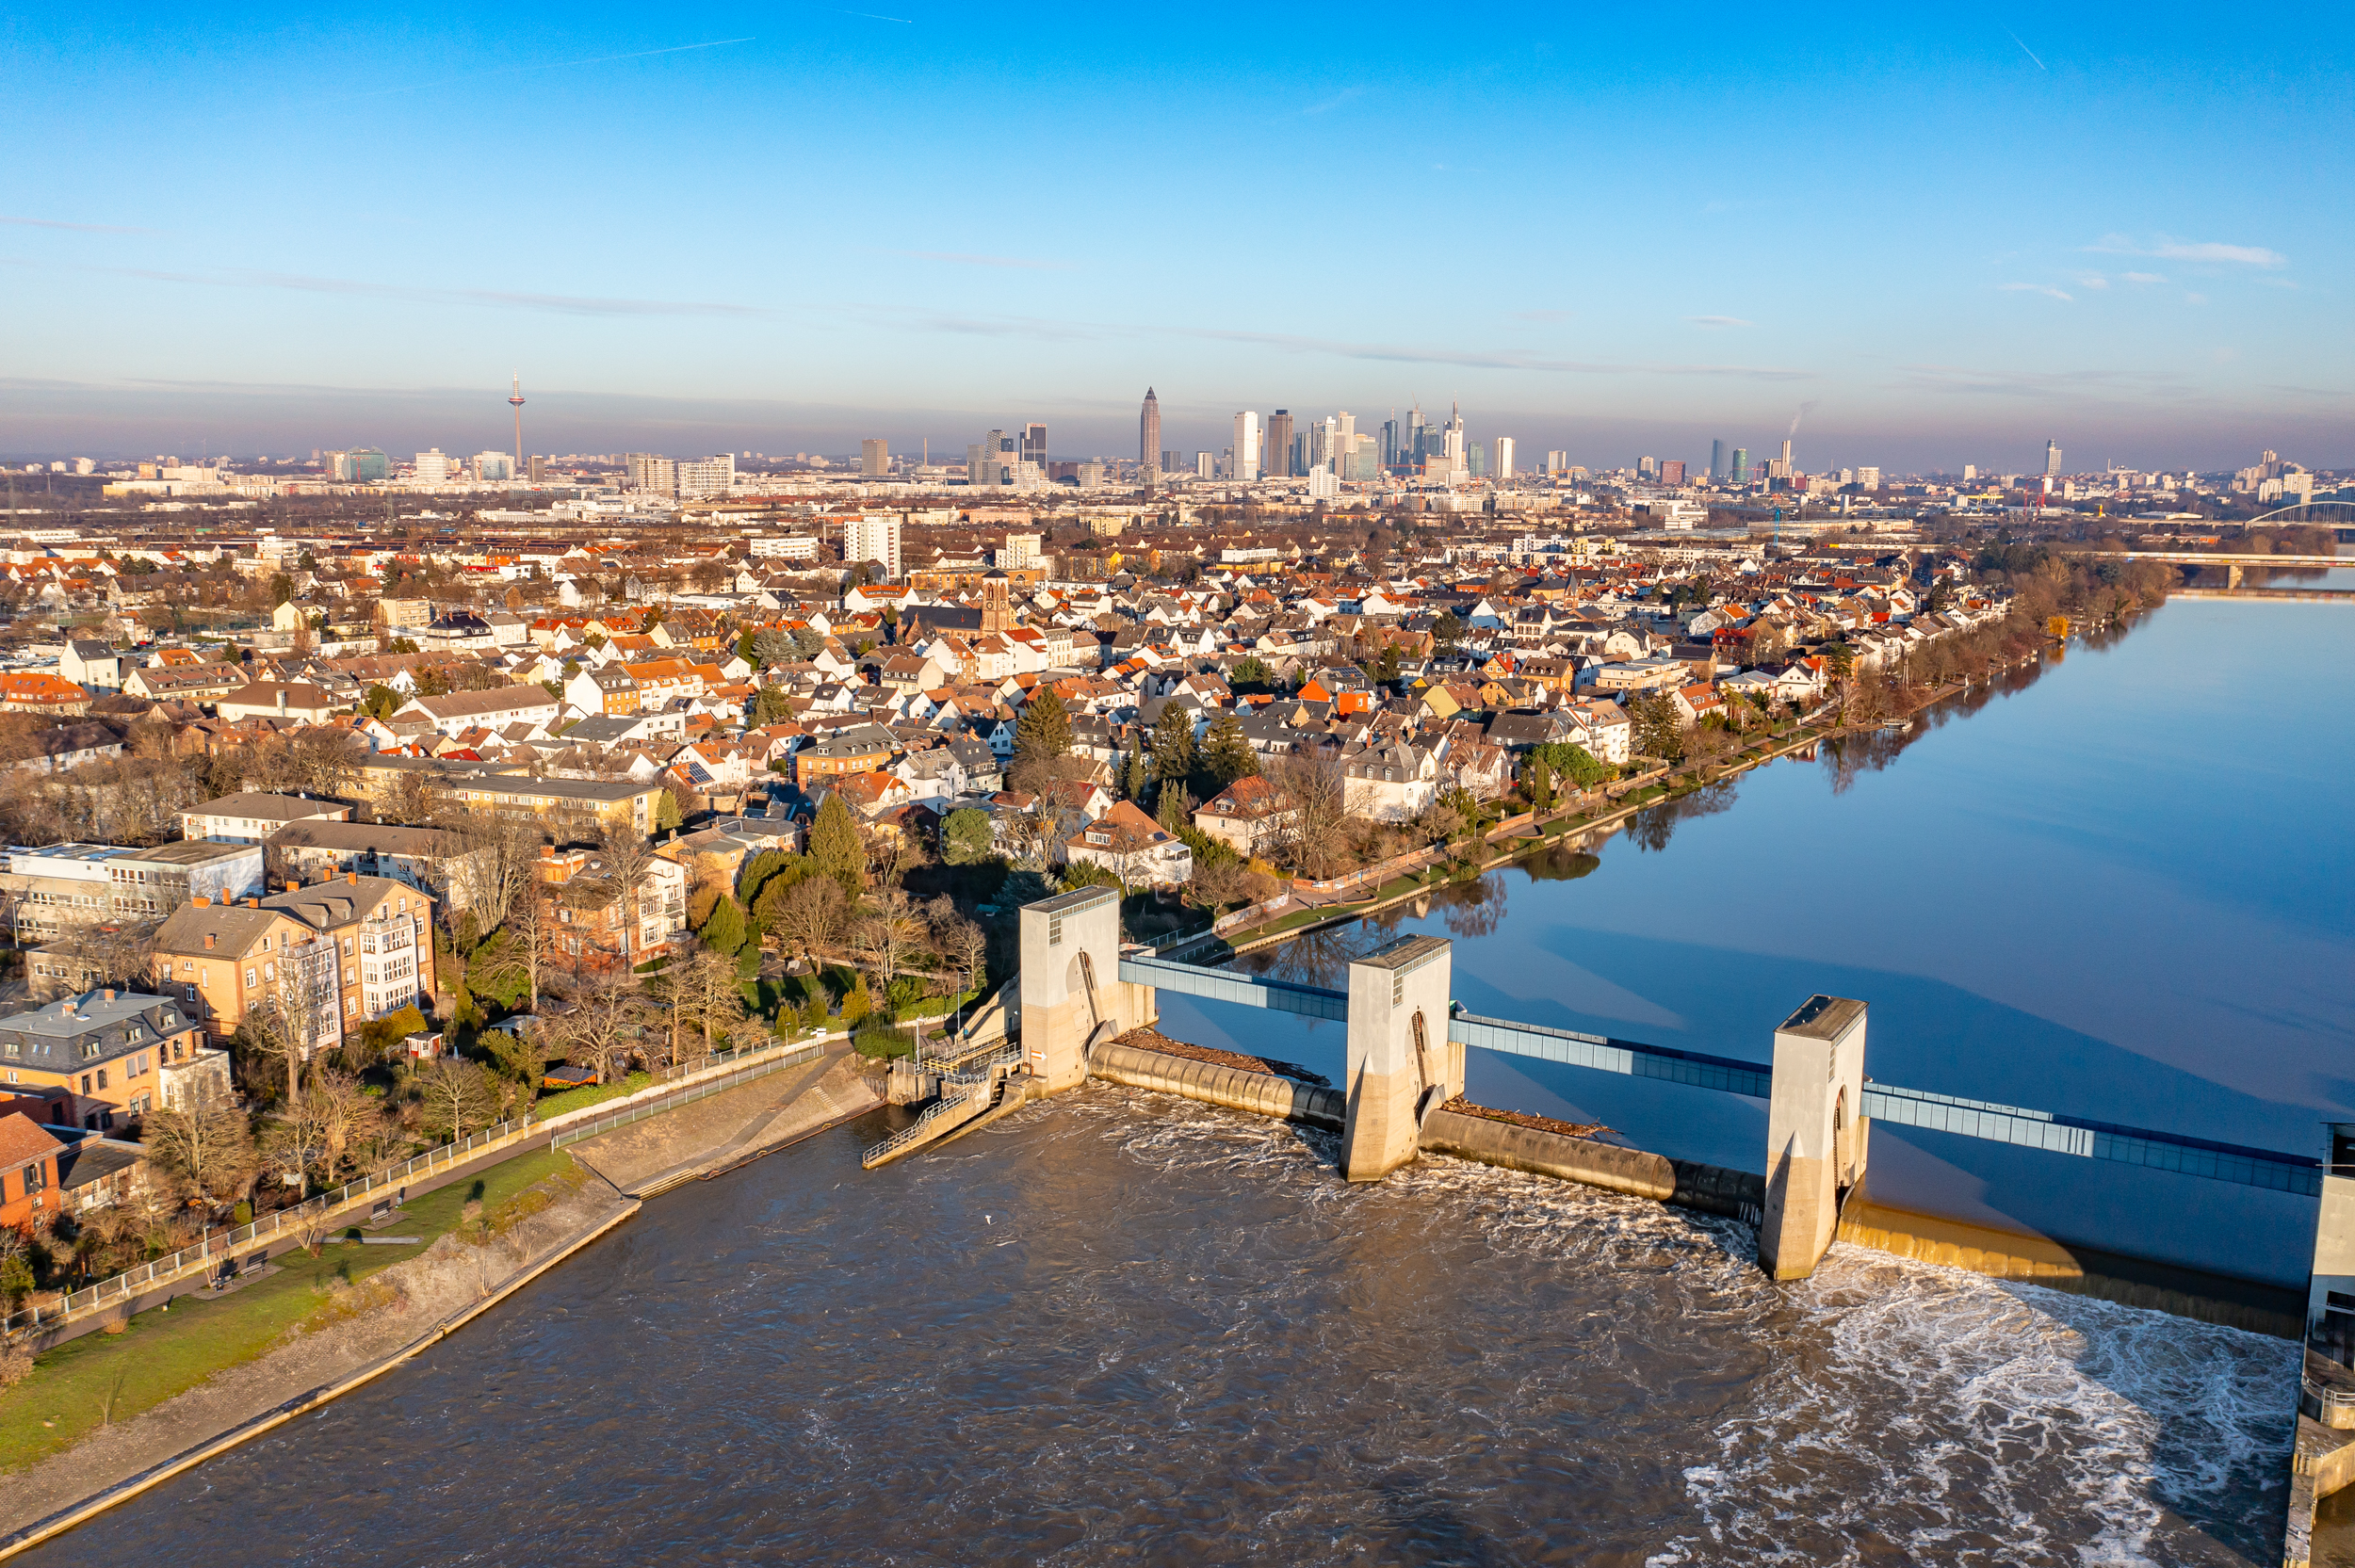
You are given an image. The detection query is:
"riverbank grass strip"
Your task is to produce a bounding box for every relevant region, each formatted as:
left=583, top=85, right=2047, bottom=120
left=0, top=1147, right=579, bottom=1475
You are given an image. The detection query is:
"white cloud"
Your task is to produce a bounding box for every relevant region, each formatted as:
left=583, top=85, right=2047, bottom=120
left=2087, top=234, right=2286, bottom=268
left=2123, top=271, right=2165, bottom=284
left=2074, top=274, right=2111, bottom=289
left=1999, top=283, right=2073, bottom=301
left=1685, top=315, right=1753, bottom=328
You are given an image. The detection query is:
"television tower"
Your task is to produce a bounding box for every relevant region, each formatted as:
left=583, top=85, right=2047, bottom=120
left=508, top=372, right=526, bottom=477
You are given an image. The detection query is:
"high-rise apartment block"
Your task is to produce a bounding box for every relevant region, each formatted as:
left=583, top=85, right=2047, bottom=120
left=413, top=449, right=450, bottom=483
left=1231, top=412, right=1260, bottom=482
left=861, top=438, right=889, bottom=477
left=1494, top=437, right=1515, bottom=479
left=1659, top=458, right=1683, bottom=486
left=625, top=453, right=676, bottom=493
left=675, top=455, right=735, bottom=499
left=1195, top=452, right=1213, bottom=478
left=1856, top=467, right=1881, bottom=490
left=842, top=512, right=902, bottom=579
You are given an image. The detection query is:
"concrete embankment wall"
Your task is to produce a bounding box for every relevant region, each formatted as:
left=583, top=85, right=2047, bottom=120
left=1091, top=1041, right=1345, bottom=1129
left=1421, top=1108, right=1762, bottom=1221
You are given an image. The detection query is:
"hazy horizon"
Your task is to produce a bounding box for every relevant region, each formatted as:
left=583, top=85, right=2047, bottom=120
left=7, top=3, right=2348, bottom=473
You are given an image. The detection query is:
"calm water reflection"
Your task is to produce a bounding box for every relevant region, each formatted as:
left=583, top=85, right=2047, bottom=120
left=1174, top=598, right=2355, bottom=1286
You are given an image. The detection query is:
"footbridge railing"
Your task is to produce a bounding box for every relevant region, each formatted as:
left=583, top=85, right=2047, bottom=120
left=1124, top=954, right=2322, bottom=1197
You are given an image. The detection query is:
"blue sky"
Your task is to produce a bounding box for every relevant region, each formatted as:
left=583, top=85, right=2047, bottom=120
left=4, top=3, right=2348, bottom=472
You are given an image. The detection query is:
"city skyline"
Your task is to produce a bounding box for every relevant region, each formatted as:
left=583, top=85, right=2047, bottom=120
left=4, top=4, right=2347, bottom=468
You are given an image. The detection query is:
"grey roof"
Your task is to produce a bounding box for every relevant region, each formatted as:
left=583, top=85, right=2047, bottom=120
left=187, top=792, right=347, bottom=823
left=268, top=820, right=456, bottom=857
left=0, top=991, right=196, bottom=1074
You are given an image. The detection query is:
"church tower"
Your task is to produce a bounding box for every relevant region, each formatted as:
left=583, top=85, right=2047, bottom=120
left=981, top=569, right=1015, bottom=634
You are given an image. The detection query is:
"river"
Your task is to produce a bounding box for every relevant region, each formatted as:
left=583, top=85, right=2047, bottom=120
left=20, top=594, right=2352, bottom=1566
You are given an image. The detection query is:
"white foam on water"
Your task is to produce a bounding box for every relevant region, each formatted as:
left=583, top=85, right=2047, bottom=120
left=1055, top=1084, right=2298, bottom=1566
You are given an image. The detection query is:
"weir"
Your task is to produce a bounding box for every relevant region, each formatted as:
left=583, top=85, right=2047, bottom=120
left=867, top=892, right=2352, bottom=1556
left=868, top=888, right=2329, bottom=1285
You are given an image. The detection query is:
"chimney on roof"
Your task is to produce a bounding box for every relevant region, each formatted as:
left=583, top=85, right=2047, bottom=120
left=203, top=932, right=215, bottom=949
left=102, top=989, right=114, bottom=1003
left=246, top=897, right=259, bottom=909
left=347, top=871, right=357, bottom=884
left=194, top=896, right=209, bottom=908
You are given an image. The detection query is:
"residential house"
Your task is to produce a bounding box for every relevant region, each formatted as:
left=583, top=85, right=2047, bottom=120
left=0, top=1111, right=63, bottom=1230
left=395, top=684, right=561, bottom=738
left=1192, top=775, right=1295, bottom=858
left=214, top=682, right=340, bottom=724
left=268, top=821, right=489, bottom=911
left=538, top=844, right=689, bottom=973
left=0, top=990, right=211, bottom=1130
left=152, top=873, right=437, bottom=1050
left=182, top=793, right=352, bottom=845
left=1066, top=800, right=1193, bottom=888
left=0, top=839, right=263, bottom=944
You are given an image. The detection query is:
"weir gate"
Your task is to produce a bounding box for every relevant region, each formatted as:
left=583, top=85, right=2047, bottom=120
left=862, top=885, right=2355, bottom=1561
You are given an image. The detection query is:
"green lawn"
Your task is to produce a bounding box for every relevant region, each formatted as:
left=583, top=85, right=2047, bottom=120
left=0, top=1147, right=580, bottom=1475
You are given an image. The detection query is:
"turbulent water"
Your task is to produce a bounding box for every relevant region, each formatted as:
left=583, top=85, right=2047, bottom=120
left=30, top=1093, right=2298, bottom=1566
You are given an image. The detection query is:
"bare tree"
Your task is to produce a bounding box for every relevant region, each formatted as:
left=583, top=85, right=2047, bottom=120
left=774, top=875, right=846, bottom=962
left=853, top=890, right=922, bottom=994
left=545, top=969, right=651, bottom=1084
left=1269, top=751, right=1350, bottom=880
left=143, top=1101, right=259, bottom=1206
left=646, top=947, right=741, bottom=1068
left=414, top=1057, right=498, bottom=1140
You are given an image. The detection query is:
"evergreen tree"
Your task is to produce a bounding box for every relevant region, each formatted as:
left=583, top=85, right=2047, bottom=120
left=942, top=807, right=993, bottom=865
left=1200, top=710, right=1258, bottom=785
left=1523, top=752, right=1555, bottom=811
left=738, top=849, right=791, bottom=906
left=840, top=976, right=872, bottom=1026
left=809, top=793, right=866, bottom=894
left=655, top=788, right=682, bottom=832
left=1122, top=745, right=1148, bottom=800
left=1014, top=687, right=1072, bottom=763
left=1157, top=782, right=1192, bottom=832
left=700, top=895, right=750, bottom=956
left=1150, top=703, right=1195, bottom=782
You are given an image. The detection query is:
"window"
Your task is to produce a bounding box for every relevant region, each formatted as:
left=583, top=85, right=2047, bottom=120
left=245, top=967, right=256, bottom=988
left=96, top=1069, right=107, bottom=1091
left=22, top=1162, right=42, bottom=1194
left=79, top=1074, right=91, bottom=1094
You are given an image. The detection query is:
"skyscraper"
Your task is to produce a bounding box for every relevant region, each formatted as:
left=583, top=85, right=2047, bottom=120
left=1380, top=417, right=1399, bottom=468
left=1022, top=423, right=1048, bottom=473
left=1660, top=459, right=1685, bottom=486
left=1710, top=439, right=1728, bottom=482
left=1494, top=436, right=1515, bottom=479
left=1139, top=389, right=1161, bottom=487
left=861, top=438, right=889, bottom=477
left=1231, top=411, right=1260, bottom=482
left=2045, top=440, right=2062, bottom=476
left=1779, top=438, right=1794, bottom=473
left=1730, top=447, right=1748, bottom=484
left=1265, top=411, right=1293, bottom=478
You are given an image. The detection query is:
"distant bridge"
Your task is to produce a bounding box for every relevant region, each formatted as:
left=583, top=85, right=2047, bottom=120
left=2057, top=549, right=2347, bottom=570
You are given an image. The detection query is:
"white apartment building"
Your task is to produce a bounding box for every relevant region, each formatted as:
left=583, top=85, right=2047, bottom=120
left=1494, top=437, right=1515, bottom=479
left=749, top=534, right=820, bottom=560
left=1231, top=412, right=1260, bottom=482
left=413, top=449, right=451, bottom=483
left=842, top=513, right=903, bottom=579
left=675, top=454, right=736, bottom=498
left=1000, top=532, right=1042, bottom=571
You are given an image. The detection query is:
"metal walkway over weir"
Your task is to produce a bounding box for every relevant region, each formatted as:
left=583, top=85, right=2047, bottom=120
left=1117, top=953, right=2321, bottom=1198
